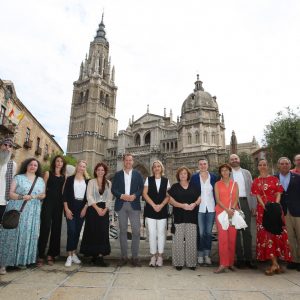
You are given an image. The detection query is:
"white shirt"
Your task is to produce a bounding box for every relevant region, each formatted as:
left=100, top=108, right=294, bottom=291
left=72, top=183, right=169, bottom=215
left=144, top=177, right=171, bottom=192
left=124, top=169, right=133, bottom=195
left=0, top=161, right=17, bottom=205
left=74, top=179, right=86, bottom=199
left=232, top=168, right=246, bottom=197
left=198, top=173, right=215, bottom=213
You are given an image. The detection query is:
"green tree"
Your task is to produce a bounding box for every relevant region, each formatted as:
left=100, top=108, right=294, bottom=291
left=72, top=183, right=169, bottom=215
left=239, top=152, right=258, bottom=177
left=263, top=107, right=300, bottom=163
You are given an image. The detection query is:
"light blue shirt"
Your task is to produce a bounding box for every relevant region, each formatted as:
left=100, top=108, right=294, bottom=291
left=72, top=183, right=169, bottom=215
left=279, top=172, right=291, bottom=191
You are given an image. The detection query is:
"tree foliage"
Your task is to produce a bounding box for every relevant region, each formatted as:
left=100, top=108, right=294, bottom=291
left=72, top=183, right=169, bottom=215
left=263, top=107, right=300, bottom=163
left=239, top=152, right=258, bottom=177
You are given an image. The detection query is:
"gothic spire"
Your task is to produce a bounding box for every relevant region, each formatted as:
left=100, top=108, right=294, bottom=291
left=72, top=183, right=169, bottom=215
left=94, top=13, right=108, bottom=45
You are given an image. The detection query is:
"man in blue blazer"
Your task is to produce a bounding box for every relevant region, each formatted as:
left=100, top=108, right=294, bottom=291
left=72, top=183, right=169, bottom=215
left=277, top=157, right=300, bottom=271
left=112, top=153, right=144, bottom=267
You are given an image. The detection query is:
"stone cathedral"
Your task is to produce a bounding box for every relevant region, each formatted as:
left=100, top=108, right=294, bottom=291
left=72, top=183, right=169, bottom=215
left=67, top=16, right=227, bottom=181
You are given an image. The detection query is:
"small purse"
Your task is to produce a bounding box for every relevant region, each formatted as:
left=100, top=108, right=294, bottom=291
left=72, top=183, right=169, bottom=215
left=2, top=176, right=38, bottom=229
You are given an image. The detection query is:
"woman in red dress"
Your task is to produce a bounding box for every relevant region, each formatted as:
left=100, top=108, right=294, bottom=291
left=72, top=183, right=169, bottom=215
left=251, top=159, right=291, bottom=275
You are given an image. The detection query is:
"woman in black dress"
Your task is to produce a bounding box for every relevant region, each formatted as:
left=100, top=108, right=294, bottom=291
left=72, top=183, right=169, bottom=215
left=80, top=162, right=112, bottom=266
left=37, top=155, right=66, bottom=266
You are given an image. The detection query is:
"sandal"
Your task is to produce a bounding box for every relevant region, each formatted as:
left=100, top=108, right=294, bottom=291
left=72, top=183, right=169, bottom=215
left=265, top=266, right=277, bottom=276
left=37, top=258, right=44, bottom=267
left=214, top=265, right=227, bottom=274
left=275, top=266, right=285, bottom=274
left=47, top=256, right=55, bottom=266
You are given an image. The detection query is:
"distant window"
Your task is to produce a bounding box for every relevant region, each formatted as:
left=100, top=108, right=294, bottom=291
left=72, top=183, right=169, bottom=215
left=188, top=133, right=192, bottom=144
left=0, top=106, right=6, bottom=124
left=45, top=144, right=48, bottom=155
left=36, top=137, right=40, bottom=151
left=204, top=132, right=208, bottom=143
left=195, top=131, right=199, bottom=143
left=212, top=134, right=216, bottom=144
left=25, top=128, right=31, bottom=142
left=85, top=90, right=89, bottom=102
left=135, top=134, right=141, bottom=146
left=145, top=132, right=151, bottom=145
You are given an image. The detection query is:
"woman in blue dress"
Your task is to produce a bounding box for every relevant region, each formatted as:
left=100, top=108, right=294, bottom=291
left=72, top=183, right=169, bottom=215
left=0, top=158, right=45, bottom=275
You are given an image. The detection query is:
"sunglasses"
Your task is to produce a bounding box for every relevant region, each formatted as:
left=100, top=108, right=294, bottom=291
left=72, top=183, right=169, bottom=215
left=3, top=143, right=12, bottom=148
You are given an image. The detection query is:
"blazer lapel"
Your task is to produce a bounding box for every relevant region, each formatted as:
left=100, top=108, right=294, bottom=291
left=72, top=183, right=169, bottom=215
left=130, top=171, right=135, bottom=194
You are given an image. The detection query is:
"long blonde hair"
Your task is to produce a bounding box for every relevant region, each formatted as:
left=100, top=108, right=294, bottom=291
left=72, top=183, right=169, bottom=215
left=74, top=160, right=90, bottom=179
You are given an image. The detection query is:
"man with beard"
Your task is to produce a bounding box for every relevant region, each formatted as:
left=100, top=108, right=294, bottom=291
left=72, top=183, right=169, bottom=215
left=229, top=154, right=257, bottom=269
left=0, top=137, right=17, bottom=222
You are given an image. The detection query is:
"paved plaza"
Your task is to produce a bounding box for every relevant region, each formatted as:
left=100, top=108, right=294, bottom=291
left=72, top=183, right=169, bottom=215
left=1, top=238, right=300, bottom=300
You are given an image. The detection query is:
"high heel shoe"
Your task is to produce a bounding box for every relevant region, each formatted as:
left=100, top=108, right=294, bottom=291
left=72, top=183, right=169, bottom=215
left=274, top=266, right=285, bottom=274
left=214, top=265, right=227, bottom=274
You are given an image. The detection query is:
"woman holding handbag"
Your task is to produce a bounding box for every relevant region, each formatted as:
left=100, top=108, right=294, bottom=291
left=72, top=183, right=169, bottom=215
left=0, top=158, right=45, bottom=275
left=214, top=163, right=239, bottom=273
left=251, top=159, right=291, bottom=275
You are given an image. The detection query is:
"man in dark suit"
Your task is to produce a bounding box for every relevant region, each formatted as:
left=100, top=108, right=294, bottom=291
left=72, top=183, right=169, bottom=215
left=277, top=157, right=300, bottom=271
left=112, top=153, right=144, bottom=267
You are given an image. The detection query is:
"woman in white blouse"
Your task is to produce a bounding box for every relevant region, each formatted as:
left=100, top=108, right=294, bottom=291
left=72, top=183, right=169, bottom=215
left=80, top=162, right=113, bottom=266
left=63, top=160, right=89, bottom=267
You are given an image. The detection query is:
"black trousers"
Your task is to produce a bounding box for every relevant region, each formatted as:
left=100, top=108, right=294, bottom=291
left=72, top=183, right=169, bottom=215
left=236, top=198, right=253, bottom=261
left=38, top=199, right=63, bottom=259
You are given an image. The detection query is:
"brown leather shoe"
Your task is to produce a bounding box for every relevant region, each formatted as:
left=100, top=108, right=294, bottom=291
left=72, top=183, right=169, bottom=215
left=117, top=257, right=128, bottom=267
left=131, top=258, right=142, bottom=267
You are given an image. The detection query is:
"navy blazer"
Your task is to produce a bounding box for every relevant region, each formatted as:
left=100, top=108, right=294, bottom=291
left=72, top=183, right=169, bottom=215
left=112, top=169, right=144, bottom=211
left=190, top=172, right=218, bottom=202
left=62, top=175, right=89, bottom=212
left=276, top=172, right=300, bottom=217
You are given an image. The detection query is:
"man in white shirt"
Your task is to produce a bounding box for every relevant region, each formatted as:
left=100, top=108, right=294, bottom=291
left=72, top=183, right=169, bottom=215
left=229, top=154, right=257, bottom=269
left=0, top=137, right=17, bottom=222
left=112, top=153, right=144, bottom=267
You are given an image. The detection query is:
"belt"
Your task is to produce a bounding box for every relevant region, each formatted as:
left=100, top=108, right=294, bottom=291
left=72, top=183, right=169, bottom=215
left=75, top=198, right=84, bottom=201
left=239, top=197, right=247, bottom=200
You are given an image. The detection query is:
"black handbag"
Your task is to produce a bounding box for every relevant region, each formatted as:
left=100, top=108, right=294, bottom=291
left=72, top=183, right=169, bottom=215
left=2, top=176, right=38, bottom=229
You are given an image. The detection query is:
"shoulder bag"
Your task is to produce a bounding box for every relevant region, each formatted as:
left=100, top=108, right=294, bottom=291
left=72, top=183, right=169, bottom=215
left=1, top=176, right=38, bottom=229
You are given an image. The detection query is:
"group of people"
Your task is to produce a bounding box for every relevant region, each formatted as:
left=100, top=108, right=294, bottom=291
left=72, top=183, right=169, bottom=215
left=0, top=136, right=300, bottom=277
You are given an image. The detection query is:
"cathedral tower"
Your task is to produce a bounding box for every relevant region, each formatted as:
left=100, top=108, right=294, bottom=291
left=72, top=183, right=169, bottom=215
left=67, top=15, right=118, bottom=168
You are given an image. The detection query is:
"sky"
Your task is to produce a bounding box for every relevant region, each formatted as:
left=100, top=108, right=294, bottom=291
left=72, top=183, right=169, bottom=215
left=1, top=0, right=299, bottom=152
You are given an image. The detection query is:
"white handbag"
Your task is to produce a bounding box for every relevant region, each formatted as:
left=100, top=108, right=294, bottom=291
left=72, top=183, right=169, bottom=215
left=217, top=182, right=236, bottom=230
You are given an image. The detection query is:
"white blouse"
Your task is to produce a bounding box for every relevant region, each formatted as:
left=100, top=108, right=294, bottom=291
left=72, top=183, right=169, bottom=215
left=74, top=179, right=87, bottom=200
left=199, top=174, right=215, bottom=213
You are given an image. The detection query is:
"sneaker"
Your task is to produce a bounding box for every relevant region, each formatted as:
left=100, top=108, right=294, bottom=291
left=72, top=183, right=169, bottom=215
left=198, top=256, right=204, bottom=264
left=72, top=254, right=81, bottom=264
left=149, top=255, right=156, bottom=267
left=156, top=256, right=163, bottom=267
left=204, top=256, right=212, bottom=265
left=65, top=256, right=72, bottom=267
left=0, top=267, right=6, bottom=275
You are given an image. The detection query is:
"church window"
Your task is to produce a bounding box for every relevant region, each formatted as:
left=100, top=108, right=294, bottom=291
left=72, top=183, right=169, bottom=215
left=85, top=90, right=89, bottom=102
left=188, top=133, right=192, bottom=144
left=167, top=143, right=169, bottom=151
left=163, top=143, right=165, bottom=151
left=144, top=131, right=151, bottom=145
left=100, top=91, right=104, bottom=102
left=134, top=134, right=141, bottom=146
left=171, top=142, right=173, bottom=150
left=195, top=131, right=199, bottom=143
left=175, top=141, right=177, bottom=149
left=79, top=92, right=84, bottom=103
left=105, top=94, right=109, bottom=106
left=212, top=133, right=216, bottom=144
left=204, top=132, right=208, bottom=143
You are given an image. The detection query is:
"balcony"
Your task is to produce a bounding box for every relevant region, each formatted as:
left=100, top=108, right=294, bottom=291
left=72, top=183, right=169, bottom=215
left=35, top=146, right=42, bottom=156
left=43, top=153, right=49, bottom=161
left=0, top=113, right=16, bottom=135
left=23, top=139, right=32, bottom=149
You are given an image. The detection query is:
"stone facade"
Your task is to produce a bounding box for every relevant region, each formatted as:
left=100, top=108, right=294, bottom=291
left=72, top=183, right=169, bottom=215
left=67, top=15, right=118, bottom=168
left=0, top=79, right=63, bottom=167
left=67, top=17, right=227, bottom=181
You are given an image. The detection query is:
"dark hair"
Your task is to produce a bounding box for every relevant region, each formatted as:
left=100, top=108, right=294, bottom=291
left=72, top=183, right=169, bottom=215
left=94, top=162, right=109, bottom=194
left=257, top=158, right=268, bottom=167
left=18, top=158, right=42, bottom=177
left=175, top=166, right=191, bottom=182
left=218, top=163, right=232, bottom=176
left=50, top=155, right=66, bottom=176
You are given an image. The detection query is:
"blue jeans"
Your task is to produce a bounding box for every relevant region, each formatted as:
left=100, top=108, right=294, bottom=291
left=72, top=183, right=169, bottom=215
left=197, top=211, right=215, bottom=257
left=66, top=201, right=85, bottom=252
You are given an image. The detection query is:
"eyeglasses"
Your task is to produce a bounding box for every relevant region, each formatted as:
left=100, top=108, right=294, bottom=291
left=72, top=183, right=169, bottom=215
left=3, top=143, right=12, bottom=148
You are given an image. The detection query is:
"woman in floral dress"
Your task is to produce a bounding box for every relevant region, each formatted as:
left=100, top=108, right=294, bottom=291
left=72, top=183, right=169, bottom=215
left=251, top=159, right=291, bottom=275
left=0, top=158, right=45, bottom=274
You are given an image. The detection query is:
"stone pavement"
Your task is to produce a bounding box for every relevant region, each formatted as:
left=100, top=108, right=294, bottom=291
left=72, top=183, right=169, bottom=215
left=1, top=257, right=300, bottom=300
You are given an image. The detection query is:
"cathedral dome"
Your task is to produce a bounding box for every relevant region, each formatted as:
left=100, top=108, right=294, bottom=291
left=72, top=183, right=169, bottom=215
left=181, top=76, right=218, bottom=115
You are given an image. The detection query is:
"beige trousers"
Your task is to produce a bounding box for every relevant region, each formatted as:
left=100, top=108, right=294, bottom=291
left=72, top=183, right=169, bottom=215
left=286, top=211, right=300, bottom=263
